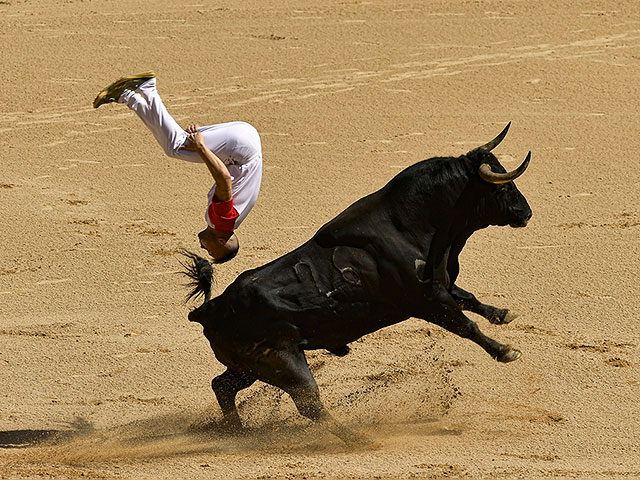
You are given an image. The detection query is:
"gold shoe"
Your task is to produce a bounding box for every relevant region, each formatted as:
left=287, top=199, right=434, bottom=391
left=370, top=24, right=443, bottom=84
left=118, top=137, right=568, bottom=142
left=92, top=71, right=156, bottom=108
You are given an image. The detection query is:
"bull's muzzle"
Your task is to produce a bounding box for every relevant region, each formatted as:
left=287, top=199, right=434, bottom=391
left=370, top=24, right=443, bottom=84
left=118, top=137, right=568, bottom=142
left=510, top=210, right=532, bottom=228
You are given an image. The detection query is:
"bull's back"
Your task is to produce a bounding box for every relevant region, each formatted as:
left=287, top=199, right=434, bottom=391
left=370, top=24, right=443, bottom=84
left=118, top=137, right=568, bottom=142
left=231, top=240, right=380, bottom=309
left=211, top=239, right=405, bottom=346
left=209, top=189, right=422, bottom=347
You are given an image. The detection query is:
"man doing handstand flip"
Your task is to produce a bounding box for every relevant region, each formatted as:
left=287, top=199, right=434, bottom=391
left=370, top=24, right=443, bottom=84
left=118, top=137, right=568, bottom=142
left=93, top=72, right=262, bottom=263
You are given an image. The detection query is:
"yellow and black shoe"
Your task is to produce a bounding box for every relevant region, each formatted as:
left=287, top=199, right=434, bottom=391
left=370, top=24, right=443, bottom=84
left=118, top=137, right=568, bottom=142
left=92, top=71, right=156, bottom=108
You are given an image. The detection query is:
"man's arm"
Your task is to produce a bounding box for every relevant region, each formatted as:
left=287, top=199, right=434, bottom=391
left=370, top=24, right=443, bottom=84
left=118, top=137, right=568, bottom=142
left=179, top=124, right=232, bottom=202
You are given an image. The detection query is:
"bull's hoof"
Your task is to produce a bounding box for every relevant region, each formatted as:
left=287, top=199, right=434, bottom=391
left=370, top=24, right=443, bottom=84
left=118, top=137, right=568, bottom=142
left=218, top=418, right=244, bottom=435
left=321, top=417, right=379, bottom=448
left=187, top=420, right=219, bottom=434
left=495, top=345, right=522, bottom=363
left=489, top=309, right=519, bottom=325
left=344, top=431, right=380, bottom=449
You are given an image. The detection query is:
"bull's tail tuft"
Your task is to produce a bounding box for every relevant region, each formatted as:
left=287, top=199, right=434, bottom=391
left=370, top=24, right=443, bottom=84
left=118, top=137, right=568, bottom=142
left=180, top=250, right=213, bottom=303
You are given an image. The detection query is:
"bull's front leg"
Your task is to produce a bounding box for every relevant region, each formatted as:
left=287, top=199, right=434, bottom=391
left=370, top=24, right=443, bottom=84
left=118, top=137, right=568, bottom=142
left=450, top=284, right=518, bottom=325
left=445, top=245, right=518, bottom=325
left=422, top=283, right=521, bottom=363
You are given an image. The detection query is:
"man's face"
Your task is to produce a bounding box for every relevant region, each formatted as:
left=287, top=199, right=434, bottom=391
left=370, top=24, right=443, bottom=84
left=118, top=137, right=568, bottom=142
left=199, top=237, right=215, bottom=257
left=198, top=228, right=238, bottom=262
left=199, top=234, right=224, bottom=260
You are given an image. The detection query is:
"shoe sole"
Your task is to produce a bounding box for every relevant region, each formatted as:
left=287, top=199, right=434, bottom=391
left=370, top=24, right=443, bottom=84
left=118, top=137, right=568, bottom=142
left=93, top=71, right=157, bottom=108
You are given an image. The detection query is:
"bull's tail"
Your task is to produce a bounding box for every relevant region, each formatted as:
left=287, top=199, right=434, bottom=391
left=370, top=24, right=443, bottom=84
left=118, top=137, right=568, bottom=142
left=180, top=251, right=213, bottom=305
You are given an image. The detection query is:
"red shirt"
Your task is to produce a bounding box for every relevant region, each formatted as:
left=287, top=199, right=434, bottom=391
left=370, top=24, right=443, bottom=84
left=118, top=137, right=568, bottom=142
left=207, top=198, right=239, bottom=233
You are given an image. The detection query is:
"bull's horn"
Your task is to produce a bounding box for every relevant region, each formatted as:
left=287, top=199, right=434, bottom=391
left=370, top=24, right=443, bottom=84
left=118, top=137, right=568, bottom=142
left=478, top=151, right=531, bottom=184
left=476, top=122, right=511, bottom=151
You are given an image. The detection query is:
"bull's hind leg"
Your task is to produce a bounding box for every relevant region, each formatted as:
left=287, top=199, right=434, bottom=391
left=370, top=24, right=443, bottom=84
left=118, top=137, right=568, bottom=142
left=424, top=300, right=521, bottom=362
left=451, top=284, right=518, bottom=325
left=252, top=348, right=370, bottom=445
left=211, top=369, right=256, bottom=432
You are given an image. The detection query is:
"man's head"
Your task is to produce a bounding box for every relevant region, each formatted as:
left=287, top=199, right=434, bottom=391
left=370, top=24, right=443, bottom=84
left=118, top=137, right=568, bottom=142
left=198, top=227, right=239, bottom=263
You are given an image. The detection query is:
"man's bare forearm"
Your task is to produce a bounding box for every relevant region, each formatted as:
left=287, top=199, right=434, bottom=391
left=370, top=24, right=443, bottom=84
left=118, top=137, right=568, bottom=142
left=180, top=124, right=233, bottom=202
left=196, top=146, right=233, bottom=201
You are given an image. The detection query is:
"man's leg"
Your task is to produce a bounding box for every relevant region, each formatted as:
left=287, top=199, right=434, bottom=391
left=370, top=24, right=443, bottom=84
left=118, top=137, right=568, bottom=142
left=120, top=78, right=202, bottom=163
left=93, top=71, right=156, bottom=109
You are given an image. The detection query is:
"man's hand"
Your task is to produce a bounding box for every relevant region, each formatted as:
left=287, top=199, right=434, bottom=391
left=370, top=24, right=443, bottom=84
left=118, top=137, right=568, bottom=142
left=179, top=124, right=206, bottom=152
left=177, top=123, right=233, bottom=202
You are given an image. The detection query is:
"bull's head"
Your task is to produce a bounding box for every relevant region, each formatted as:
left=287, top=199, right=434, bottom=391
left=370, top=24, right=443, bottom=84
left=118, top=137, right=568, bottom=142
left=467, top=123, right=532, bottom=228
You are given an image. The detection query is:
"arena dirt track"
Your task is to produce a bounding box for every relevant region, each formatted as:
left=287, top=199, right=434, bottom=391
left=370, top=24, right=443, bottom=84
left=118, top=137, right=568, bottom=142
left=1, top=0, right=639, bottom=478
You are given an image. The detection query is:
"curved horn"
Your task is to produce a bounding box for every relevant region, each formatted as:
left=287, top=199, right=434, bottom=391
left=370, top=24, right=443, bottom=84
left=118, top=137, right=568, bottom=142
left=478, top=151, right=531, bottom=184
left=476, top=122, right=511, bottom=151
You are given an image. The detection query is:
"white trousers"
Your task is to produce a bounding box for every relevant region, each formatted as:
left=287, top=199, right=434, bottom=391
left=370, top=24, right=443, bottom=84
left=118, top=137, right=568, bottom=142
left=121, top=78, right=263, bottom=229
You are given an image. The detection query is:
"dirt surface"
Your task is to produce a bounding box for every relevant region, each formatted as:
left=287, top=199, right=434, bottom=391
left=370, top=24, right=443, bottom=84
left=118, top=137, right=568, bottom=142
left=1, top=0, right=639, bottom=478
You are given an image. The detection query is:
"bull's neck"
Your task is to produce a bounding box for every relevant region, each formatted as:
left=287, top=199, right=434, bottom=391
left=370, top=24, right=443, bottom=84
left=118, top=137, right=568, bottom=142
left=411, top=158, right=486, bottom=267
left=391, top=157, right=472, bottom=233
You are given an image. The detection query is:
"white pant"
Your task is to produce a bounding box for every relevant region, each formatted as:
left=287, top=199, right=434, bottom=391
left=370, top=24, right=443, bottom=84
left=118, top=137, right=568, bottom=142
left=121, top=78, right=263, bottom=229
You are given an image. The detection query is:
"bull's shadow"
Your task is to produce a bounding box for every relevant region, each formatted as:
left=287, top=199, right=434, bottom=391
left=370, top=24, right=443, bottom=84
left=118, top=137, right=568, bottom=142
left=0, top=407, right=460, bottom=457
left=0, top=413, right=371, bottom=460
left=0, top=429, right=69, bottom=448
left=0, top=416, right=207, bottom=452
left=0, top=413, right=319, bottom=457
left=0, top=418, right=91, bottom=448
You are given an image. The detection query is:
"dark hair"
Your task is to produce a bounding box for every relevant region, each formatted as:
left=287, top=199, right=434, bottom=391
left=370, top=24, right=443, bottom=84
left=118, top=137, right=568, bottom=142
left=212, top=245, right=239, bottom=264
left=211, top=234, right=239, bottom=264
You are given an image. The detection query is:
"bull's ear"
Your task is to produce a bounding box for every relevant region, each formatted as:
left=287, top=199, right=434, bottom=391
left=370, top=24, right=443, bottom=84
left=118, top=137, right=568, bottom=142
left=472, top=122, right=511, bottom=152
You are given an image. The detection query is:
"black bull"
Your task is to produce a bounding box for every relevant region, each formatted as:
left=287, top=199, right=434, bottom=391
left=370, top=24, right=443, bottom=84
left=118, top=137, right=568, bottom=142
left=183, top=123, right=532, bottom=444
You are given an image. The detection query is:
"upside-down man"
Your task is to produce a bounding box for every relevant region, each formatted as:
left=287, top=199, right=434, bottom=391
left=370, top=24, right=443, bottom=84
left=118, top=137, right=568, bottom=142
left=94, top=72, right=263, bottom=263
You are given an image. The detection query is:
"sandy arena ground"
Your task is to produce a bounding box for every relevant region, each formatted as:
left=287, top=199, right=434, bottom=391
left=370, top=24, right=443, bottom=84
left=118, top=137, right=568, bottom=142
left=1, top=0, right=639, bottom=478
